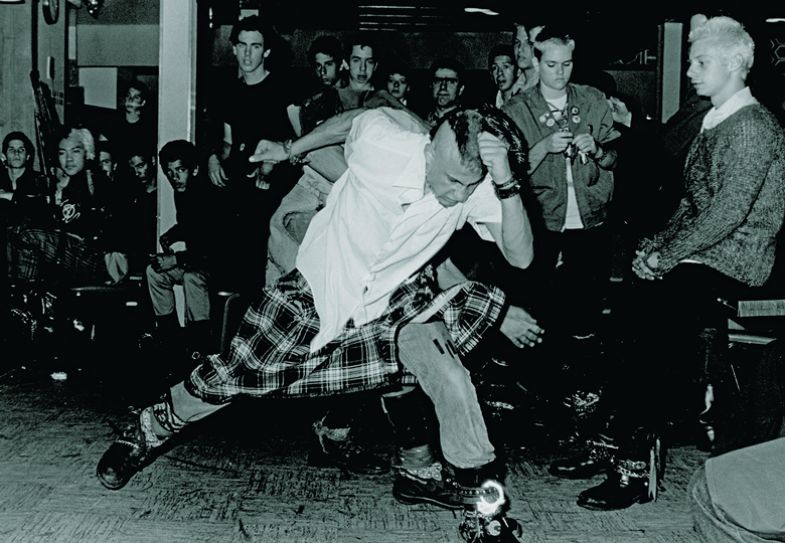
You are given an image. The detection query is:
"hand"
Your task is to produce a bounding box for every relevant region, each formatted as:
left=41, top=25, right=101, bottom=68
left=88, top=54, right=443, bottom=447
left=207, top=154, right=227, bottom=188
left=477, top=132, right=512, bottom=184
left=608, top=96, right=632, bottom=127
left=500, top=305, right=544, bottom=348
left=151, top=253, right=178, bottom=273
left=542, top=131, right=573, bottom=154
left=249, top=139, right=287, bottom=164
left=632, top=250, right=661, bottom=281
left=572, top=133, right=598, bottom=156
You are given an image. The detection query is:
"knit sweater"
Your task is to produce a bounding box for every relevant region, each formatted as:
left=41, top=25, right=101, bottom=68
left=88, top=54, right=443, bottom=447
left=641, top=104, right=785, bottom=286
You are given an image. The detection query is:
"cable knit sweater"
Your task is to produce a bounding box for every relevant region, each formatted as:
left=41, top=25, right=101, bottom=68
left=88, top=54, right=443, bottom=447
left=641, top=104, right=785, bottom=286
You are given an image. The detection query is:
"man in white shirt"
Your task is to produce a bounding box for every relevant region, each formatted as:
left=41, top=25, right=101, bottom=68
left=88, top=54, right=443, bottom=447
left=97, top=105, right=534, bottom=541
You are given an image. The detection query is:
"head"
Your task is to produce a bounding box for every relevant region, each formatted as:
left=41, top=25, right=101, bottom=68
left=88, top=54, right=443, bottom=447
left=430, top=58, right=465, bottom=111
left=2, top=131, right=34, bottom=170
left=532, top=27, right=575, bottom=97
left=513, top=23, right=534, bottom=70
left=308, top=35, right=343, bottom=87
left=158, top=140, right=199, bottom=193
left=96, top=141, right=117, bottom=178
left=687, top=16, right=754, bottom=105
left=57, top=126, right=95, bottom=177
left=345, top=34, right=377, bottom=88
left=488, top=44, right=516, bottom=93
left=124, top=81, right=148, bottom=115
left=385, top=60, right=411, bottom=101
left=425, top=106, right=527, bottom=208
left=230, top=16, right=273, bottom=75
left=128, top=149, right=156, bottom=185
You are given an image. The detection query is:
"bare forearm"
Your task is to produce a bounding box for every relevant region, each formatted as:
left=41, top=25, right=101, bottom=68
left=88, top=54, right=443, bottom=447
left=291, top=108, right=366, bottom=156
left=498, top=196, right=533, bottom=269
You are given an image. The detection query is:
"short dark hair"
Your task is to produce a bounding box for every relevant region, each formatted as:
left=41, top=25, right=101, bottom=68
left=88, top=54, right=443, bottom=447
left=385, top=56, right=411, bottom=80
left=96, top=140, right=115, bottom=159
left=126, top=80, right=149, bottom=102
left=3, top=130, right=34, bottom=157
left=345, top=32, right=377, bottom=57
left=229, top=15, right=275, bottom=48
left=487, top=44, right=515, bottom=68
left=158, top=139, right=198, bottom=171
left=430, top=58, right=465, bottom=82
left=308, top=35, right=343, bottom=65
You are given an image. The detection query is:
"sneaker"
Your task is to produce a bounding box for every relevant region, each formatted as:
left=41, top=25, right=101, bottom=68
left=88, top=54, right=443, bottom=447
left=96, top=408, right=167, bottom=490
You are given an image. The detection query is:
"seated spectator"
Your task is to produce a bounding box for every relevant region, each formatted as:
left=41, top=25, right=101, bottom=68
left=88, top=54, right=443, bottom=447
left=146, top=140, right=221, bottom=357
left=9, top=126, right=129, bottom=288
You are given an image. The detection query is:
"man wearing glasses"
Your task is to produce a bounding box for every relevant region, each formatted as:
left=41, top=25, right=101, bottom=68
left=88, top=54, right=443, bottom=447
left=426, top=58, right=465, bottom=127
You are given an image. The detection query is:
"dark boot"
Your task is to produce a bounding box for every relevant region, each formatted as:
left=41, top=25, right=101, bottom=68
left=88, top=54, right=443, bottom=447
left=96, top=407, right=170, bottom=490
left=309, top=414, right=389, bottom=475
left=576, top=433, right=663, bottom=511
left=151, top=312, right=182, bottom=349
left=549, top=433, right=617, bottom=479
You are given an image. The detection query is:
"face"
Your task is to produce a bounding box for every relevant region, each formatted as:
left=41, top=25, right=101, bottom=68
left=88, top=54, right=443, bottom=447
left=491, top=54, right=516, bottom=92
left=313, top=52, right=339, bottom=87
left=687, top=39, right=734, bottom=102
left=129, top=155, right=152, bottom=182
left=99, top=151, right=116, bottom=176
left=57, top=133, right=86, bottom=177
left=387, top=73, right=409, bottom=100
left=164, top=159, right=194, bottom=193
left=537, top=42, right=573, bottom=94
left=514, top=25, right=533, bottom=70
left=348, top=45, right=376, bottom=86
left=4, top=139, right=29, bottom=169
left=425, top=124, right=483, bottom=208
left=233, top=30, right=268, bottom=74
left=432, top=68, right=462, bottom=109
left=124, top=86, right=146, bottom=114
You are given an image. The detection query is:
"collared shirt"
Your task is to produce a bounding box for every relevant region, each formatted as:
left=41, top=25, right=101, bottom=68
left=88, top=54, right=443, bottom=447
left=297, top=107, right=502, bottom=351
left=701, top=87, right=757, bottom=132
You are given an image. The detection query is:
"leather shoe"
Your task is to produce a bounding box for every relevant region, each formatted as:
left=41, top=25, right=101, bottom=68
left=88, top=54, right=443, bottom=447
left=97, top=410, right=166, bottom=490
left=393, top=471, right=464, bottom=510
left=576, top=473, right=652, bottom=511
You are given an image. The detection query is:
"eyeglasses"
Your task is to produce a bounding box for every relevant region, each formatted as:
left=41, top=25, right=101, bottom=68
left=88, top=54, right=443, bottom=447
left=432, top=77, right=459, bottom=87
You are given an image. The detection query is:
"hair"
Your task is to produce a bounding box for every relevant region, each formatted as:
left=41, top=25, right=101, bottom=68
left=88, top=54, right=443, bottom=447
left=58, top=125, right=95, bottom=160
left=229, top=15, right=275, bottom=48
left=433, top=105, right=528, bottom=179
left=385, top=56, right=412, bottom=80
left=308, top=35, right=343, bottom=65
left=158, top=139, right=198, bottom=171
left=2, top=130, right=34, bottom=157
left=430, top=58, right=465, bottom=82
left=96, top=140, right=115, bottom=159
left=488, top=44, right=515, bottom=68
left=345, top=32, right=377, bottom=57
left=125, top=80, right=149, bottom=102
left=532, top=25, right=575, bottom=60
left=688, top=15, right=755, bottom=75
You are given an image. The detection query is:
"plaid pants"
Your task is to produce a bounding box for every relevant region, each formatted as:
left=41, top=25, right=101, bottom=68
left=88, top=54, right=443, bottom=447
left=10, top=227, right=104, bottom=284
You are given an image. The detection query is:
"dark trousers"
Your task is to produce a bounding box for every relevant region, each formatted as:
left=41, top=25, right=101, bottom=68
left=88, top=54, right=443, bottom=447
left=606, top=263, right=747, bottom=443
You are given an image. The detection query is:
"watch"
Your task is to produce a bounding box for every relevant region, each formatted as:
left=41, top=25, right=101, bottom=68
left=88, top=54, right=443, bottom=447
left=42, top=0, right=59, bottom=25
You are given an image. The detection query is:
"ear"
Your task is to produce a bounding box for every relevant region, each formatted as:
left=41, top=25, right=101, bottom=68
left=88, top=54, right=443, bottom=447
left=458, top=84, right=465, bottom=97
left=726, top=53, right=744, bottom=73
left=192, top=165, right=199, bottom=177
left=340, top=59, right=349, bottom=71
left=532, top=56, right=540, bottom=72
left=263, top=48, right=271, bottom=59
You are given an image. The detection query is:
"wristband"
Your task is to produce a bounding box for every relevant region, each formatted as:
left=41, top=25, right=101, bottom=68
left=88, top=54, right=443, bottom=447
left=283, top=139, right=306, bottom=165
left=493, top=178, right=521, bottom=200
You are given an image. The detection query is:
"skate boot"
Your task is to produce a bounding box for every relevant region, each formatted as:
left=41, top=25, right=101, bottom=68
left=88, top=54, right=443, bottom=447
left=458, top=479, right=523, bottom=543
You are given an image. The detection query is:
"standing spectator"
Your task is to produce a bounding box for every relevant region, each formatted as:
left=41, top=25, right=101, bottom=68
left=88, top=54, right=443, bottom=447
left=503, top=26, right=620, bottom=340
left=425, top=58, right=466, bottom=127
left=99, top=81, right=157, bottom=169
left=205, top=15, right=297, bottom=295
left=488, top=44, right=517, bottom=108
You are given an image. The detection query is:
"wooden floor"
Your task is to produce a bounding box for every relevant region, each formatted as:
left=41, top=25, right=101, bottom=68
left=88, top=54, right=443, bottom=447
left=0, top=334, right=708, bottom=543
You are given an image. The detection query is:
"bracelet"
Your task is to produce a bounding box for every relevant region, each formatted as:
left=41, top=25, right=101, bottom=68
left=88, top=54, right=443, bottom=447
left=283, top=138, right=306, bottom=165
left=493, top=178, right=521, bottom=200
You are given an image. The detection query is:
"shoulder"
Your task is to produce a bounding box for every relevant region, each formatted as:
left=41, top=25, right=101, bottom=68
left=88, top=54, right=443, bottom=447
left=723, top=104, right=784, bottom=142
left=353, top=107, right=428, bottom=137
left=571, top=83, right=607, bottom=102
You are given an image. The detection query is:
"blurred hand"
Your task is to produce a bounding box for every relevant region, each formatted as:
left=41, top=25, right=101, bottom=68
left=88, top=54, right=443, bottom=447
left=572, top=133, right=598, bottom=156
left=249, top=140, right=287, bottom=164
left=151, top=253, right=178, bottom=273
left=543, top=131, right=573, bottom=154
left=207, top=154, right=227, bottom=188
left=500, top=305, right=544, bottom=348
